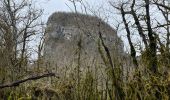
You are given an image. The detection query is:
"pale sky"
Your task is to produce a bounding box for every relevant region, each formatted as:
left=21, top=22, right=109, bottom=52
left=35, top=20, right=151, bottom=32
left=38, top=0, right=71, bottom=21
left=36, top=0, right=110, bottom=22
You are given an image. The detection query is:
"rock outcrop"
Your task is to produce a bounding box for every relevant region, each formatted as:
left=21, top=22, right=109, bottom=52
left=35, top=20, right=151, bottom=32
left=44, top=12, right=124, bottom=74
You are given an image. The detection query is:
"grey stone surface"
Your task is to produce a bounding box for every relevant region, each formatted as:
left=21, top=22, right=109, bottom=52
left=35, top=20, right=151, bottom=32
left=43, top=12, right=124, bottom=73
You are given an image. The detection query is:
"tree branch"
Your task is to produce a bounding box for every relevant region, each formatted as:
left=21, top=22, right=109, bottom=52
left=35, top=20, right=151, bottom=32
left=153, top=1, right=170, bottom=11
left=0, top=73, right=56, bottom=89
left=145, top=0, right=157, bottom=73
left=121, top=4, right=138, bottom=68
left=131, top=0, right=148, bottom=48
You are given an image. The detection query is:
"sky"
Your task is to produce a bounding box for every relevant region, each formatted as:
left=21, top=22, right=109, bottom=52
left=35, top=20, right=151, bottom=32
left=36, top=0, right=94, bottom=21
left=38, top=0, right=71, bottom=21
left=37, top=0, right=107, bottom=22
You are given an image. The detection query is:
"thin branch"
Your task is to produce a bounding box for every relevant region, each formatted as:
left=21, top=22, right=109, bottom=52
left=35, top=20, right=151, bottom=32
left=153, top=1, right=170, bottom=11
left=121, top=4, right=138, bottom=68
left=145, top=0, right=157, bottom=73
left=131, top=0, right=148, bottom=48
left=0, top=73, right=56, bottom=89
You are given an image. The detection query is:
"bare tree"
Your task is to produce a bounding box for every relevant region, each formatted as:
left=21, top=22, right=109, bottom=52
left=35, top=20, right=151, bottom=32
left=109, top=0, right=170, bottom=73
left=0, top=0, right=43, bottom=82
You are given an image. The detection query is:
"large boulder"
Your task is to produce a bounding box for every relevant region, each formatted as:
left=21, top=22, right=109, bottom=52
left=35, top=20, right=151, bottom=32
left=43, top=12, right=124, bottom=74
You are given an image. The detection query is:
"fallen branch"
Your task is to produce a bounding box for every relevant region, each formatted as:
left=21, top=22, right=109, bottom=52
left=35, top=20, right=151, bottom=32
left=0, top=73, right=56, bottom=89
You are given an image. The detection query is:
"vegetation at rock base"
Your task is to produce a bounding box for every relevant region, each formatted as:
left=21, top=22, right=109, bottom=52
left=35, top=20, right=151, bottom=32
left=0, top=0, right=170, bottom=100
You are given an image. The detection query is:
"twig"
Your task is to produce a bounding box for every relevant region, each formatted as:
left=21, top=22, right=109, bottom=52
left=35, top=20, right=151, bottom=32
left=0, top=73, right=56, bottom=89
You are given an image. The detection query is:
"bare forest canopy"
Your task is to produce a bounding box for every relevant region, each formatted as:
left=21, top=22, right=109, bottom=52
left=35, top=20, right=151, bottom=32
left=0, top=0, right=170, bottom=99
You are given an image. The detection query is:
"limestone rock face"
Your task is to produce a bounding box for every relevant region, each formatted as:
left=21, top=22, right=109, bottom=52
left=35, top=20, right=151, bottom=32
left=44, top=12, right=124, bottom=72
